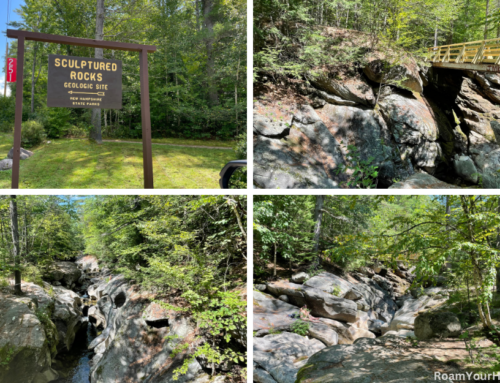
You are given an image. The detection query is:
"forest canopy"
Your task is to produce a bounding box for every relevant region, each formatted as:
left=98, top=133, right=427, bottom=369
left=254, top=0, right=496, bottom=78
left=1, top=0, right=246, bottom=142
left=0, top=194, right=247, bottom=380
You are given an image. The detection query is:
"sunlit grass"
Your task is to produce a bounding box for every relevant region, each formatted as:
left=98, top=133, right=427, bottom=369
left=0, top=134, right=236, bottom=189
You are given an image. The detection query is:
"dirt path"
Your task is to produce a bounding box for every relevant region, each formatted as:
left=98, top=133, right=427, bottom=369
left=102, top=139, right=233, bottom=150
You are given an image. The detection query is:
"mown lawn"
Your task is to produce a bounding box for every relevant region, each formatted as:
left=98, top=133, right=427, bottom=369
left=0, top=134, right=236, bottom=189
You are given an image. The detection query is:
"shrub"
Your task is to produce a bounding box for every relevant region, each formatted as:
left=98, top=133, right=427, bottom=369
left=291, top=319, right=309, bottom=336
left=18, top=120, right=46, bottom=148
left=234, top=131, right=247, bottom=159
left=45, top=108, right=72, bottom=138
left=0, top=121, right=13, bottom=133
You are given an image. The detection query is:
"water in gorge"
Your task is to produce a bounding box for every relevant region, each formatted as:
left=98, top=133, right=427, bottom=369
left=51, top=321, right=97, bottom=383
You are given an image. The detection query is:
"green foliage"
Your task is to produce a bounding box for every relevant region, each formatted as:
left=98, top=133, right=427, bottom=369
left=234, top=131, right=247, bottom=159
left=291, top=320, right=309, bottom=336
left=331, top=286, right=342, bottom=296
left=0, top=345, right=16, bottom=369
left=334, top=143, right=378, bottom=189
left=19, top=120, right=46, bottom=148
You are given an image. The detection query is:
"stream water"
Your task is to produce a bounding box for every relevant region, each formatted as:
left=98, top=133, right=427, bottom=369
left=51, top=320, right=97, bottom=383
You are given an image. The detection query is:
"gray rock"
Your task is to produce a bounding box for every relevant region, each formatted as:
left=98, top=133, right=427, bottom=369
left=453, top=155, right=479, bottom=183
left=290, top=272, right=309, bottom=284
left=382, top=330, right=415, bottom=338
left=253, top=135, right=340, bottom=189
left=389, top=173, right=457, bottom=189
left=368, top=319, right=386, bottom=334
left=316, top=90, right=359, bottom=106
left=254, top=291, right=299, bottom=332
left=8, top=147, right=34, bottom=160
left=0, top=158, right=13, bottom=170
left=47, top=262, right=82, bottom=287
left=364, top=59, right=423, bottom=93
left=278, top=295, right=289, bottom=303
left=255, top=284, right=267, bottom=291
left=254, top=332, right=325, bottom=383
left=267, top=281, right=358, bottom=322
left=310, top=74, right=375, bottom=106
left=473, top=148, right=500, bottom=188
left=75, top=254, right=99, bottom=272
left=308, top=322, right=339, bottom=346
left=295, top=336, right=462, bottom=383
left=304, top=272, right=352, bottom=296
left=0, top=294, right=52, bottom=383
left=254, top=114, right=290, bottom=137
left=414, top=312, right=461, bottom=340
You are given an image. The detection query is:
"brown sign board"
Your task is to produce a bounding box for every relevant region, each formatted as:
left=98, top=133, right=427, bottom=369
left=47, top=54, right=122, bottom=109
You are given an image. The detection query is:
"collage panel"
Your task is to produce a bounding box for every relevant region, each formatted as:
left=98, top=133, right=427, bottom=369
left=253, top=0, right=500, bottom=189
left=1, top=0, right=247, bottom=190
left=0, top=195, right=247, bottom=383
left=253, top=195, right=500, bottom=382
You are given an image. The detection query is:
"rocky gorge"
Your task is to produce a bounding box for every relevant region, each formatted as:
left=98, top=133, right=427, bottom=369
left=253, top=29, right=500, bottom=189
left=253, top=263, right=496, bottom=383
left=0, top=255, right=227, bottom=383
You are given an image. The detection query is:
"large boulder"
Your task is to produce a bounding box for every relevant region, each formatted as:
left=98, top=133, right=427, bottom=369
left=389, top=173, right=457, bottom=189
left=307, top=322, right=339, bottom=346
left=295, top=336, right=463, bottom=383
left=364, top=59, right=423, bottom=93
left=254, top=332, right=325, bottom=383
left=453, top=154, right=479, bottom=184
left=75, top=254, right=99, bottom=273
left=473, top=148, right=500, bottom=188
left=254, top=114, right=290, bottom=137
left=0, top=294, right=57, bottom=383
left=266, top=280, right=358, bottom=322
left=46, top=262, right=82, bottom=287
left=254, top=291, right=299, bottom=333
left=310, top=74, right=376, bottom=106
left=8, top=147, right=34, bottom=160
left=414, top=312, right=461, bottom=340
left=51, top=285, right=84, bottom=351
left=303, top=272, right=352, bottom=296
left=290, top=272, right=309, bottom=284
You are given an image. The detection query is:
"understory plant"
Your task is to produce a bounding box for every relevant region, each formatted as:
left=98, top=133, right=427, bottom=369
left=291, top=319, right=309, bottom=336
left=334, top=142, right=378, bottom=189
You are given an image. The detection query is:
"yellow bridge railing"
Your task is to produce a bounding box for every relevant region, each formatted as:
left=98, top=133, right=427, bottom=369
left=82, top=298, right=97, bottom=306
left=427, top=38, right=500, bottom=72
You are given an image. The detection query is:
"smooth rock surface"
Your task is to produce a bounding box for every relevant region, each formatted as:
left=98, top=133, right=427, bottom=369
left=389, top=173, right=457, bottom=189
left=414, top=312, right=461, bottom=340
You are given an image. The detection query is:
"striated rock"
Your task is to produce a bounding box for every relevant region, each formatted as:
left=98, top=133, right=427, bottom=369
left=389, top=173, right=457, bottom=189
left=384, top=288, right=448, bottom=334
left=267, top=280, right=358, bottom=322
left=254, top=114, right=291, bottom=137
left=364, top=59, right=423, bottom=93
left=254, top=291, right=299, bottom=332
left=316, top=90, right=359, bottom=106
left=8, top=147, right=34, bottom=160
left=254, top=332, right=325, bottom=383
left=310, top=74, right=376, bottom=106
left=414, top=312, right=461, bottom=340
left=295, top=336, right=462, bottom=383
left=304, top=272, right=351, bottom=296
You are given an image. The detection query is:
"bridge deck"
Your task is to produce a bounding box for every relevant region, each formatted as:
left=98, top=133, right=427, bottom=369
left=427, top=38, right=500, bottom=72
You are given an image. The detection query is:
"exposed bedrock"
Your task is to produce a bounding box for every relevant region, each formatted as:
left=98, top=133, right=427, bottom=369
left=254, top=59, right=500, bottom=188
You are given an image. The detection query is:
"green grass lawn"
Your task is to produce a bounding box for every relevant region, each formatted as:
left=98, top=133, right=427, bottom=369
left=0, top=134, right=237, bottom=189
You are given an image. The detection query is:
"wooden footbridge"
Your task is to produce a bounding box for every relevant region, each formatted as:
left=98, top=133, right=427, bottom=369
left=428, top=37, right=500, bottom=72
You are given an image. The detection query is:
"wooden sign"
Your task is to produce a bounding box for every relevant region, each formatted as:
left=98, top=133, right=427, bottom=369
left=47, top=54, right=122, bottom=109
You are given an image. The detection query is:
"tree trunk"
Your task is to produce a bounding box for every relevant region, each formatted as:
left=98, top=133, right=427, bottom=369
left=91, top=0, right=105, bottom=144
left=10, top=196, right=21, bottom=295
left=273, top=242, right=277, bottom=277
left=484, top=0, right=490, bottom=40
left=201, top=0, right=219, bottom=106
left=434, top=17, right=438, bottom=47
left=235, top=53, right=240, bottom=135
left=312, top=195, right=325, bottom=267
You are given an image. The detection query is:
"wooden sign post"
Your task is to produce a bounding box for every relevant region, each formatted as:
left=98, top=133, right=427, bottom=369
left=6, top=29, right=156, bottom=189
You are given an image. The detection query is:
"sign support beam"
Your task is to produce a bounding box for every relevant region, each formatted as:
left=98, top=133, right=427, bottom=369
left=12, top=36, right=25, bottom=189
left=6, top=29, right=156, bottom=189
left=139, top=49, right=153, bottom=189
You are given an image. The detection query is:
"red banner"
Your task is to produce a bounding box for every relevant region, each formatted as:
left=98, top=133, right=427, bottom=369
left=6, top=58, right=16, bottom=82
